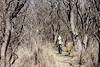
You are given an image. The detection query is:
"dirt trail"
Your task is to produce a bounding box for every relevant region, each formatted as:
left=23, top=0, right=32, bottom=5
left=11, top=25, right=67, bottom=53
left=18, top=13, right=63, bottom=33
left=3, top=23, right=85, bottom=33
left=42, top=43, right=80, bottom=67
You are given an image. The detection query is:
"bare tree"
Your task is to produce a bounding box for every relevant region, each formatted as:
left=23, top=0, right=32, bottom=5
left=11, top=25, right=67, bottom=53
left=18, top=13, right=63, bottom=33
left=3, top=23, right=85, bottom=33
left=0, top=0, right=28, bottom=67
left=0, top=0, right=100, bottom=67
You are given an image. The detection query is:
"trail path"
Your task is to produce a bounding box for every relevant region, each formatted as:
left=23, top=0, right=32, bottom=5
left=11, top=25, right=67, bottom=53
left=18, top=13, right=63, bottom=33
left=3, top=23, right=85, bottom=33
left=42, top=44, right=80, bottom=67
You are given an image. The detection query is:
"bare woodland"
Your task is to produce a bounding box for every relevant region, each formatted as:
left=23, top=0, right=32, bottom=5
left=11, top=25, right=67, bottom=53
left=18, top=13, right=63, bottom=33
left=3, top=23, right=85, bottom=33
left=0, top=0, right=100, bottom=67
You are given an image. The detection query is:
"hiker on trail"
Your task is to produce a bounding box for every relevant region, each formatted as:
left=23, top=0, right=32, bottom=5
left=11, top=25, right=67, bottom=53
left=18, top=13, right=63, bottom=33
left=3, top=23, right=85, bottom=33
left=57, top=36, right=63, bottom=54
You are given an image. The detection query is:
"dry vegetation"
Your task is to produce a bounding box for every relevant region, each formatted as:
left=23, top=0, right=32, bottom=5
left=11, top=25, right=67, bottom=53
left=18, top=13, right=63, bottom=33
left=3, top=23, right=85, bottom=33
left=0, top=0, right=100, bottom=67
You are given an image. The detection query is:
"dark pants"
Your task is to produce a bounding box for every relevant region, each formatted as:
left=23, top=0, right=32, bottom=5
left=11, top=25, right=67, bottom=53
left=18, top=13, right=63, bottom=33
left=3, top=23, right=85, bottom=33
left=58, top=44, right=62, bottom=54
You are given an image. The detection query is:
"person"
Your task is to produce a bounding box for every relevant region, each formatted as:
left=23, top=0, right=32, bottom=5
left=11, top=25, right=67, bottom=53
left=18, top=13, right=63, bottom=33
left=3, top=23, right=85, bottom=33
left=57, top=36, right=63, bottom=54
